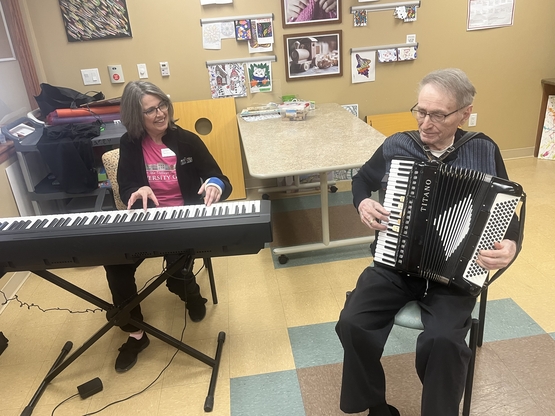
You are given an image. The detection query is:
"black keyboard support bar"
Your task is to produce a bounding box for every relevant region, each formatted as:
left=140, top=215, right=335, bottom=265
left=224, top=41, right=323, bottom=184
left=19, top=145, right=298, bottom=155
left=22, top=251, right=225, bottom=415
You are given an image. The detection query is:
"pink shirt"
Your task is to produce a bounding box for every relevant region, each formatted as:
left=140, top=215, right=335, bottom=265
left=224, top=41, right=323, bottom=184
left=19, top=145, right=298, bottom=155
left=142, top=137, right=183, bottom=207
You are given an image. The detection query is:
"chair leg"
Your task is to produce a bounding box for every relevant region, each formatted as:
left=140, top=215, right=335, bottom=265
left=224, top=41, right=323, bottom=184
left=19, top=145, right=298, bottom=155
left=477, top=288, right=488, bottom=347
left=203, top=258, right=218, bottom=305
left=462, top=318, right=479, bottom=416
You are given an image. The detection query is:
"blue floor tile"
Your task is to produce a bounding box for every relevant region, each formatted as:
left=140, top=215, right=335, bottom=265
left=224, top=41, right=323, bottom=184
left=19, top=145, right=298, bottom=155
left=473, top=298, right=545, bottom=342
left=230, top=370, right=305, bottom=416
left=289, top=321, right=425, bottom=369
left=289, top=322, right=343, bottom=368
left=383, top=325, right=422, bottom=356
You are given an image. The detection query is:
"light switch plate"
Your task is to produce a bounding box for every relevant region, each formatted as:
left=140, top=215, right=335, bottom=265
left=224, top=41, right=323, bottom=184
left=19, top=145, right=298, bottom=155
left=81, top=68, right=101, bottom=85
left=137, top=63, right=148, bottom=79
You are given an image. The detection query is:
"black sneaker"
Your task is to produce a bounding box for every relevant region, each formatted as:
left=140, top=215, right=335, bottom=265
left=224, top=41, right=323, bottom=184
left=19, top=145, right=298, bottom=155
left=367, top=404, right=400, bottom=416
left=388, top=405, right=400, bottom=416
left=115, top=333, right=150, bottom=373
left=186, top=296, right=208, bottom=322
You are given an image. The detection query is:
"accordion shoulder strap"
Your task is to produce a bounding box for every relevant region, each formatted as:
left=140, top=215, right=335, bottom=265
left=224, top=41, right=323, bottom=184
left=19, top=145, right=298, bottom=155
left=403, top=130, right=480, bottom=162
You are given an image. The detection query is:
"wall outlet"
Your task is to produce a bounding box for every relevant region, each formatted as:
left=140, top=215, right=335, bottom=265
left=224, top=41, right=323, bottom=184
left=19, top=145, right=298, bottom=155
left=107, top=65, right=125, bottom=84
left=406, top=34, right=416, bottom=44
left=468, top=113, right=477, bottom=127
left=160, top=61, right=170, bottom=77
left=137, top=63, right=148, bottom=79
left=81, top=68, right=101, bottom=85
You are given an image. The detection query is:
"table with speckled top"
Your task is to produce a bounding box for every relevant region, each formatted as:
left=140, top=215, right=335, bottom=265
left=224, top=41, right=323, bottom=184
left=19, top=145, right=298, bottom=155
left=237, top=103, right=386, bottom=262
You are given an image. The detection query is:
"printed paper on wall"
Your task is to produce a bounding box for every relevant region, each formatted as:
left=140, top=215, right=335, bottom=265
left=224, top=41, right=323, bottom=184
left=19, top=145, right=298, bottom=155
left=221, top=21, right=236, bottom=39
left=253, top=18, right=274, bottom=44
left=354, top=11, right=367, bottom=27
left=247, top=61, right=272, bottom=93
left=234, top=20, right=252, bottom=41
left=351, top=50, right=376, bottom=83
left=248, top=19, right=273, bottom=53
left=397, top=46, right=417, bottom=61
left=202, top=23, right=222, bottom=49
left=208, top=63, right=247, bottom=99
left=377, top=49, right=397, bottom=63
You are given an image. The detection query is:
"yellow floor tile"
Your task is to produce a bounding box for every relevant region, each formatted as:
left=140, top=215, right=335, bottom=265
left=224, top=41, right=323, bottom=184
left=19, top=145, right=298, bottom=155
left=228, top=328, right=295, bottom=378
left=228, top=295, right=286, bottom=335
left=281, top=288, right=342, bottom=327
left=275, top=263, right=330, bottom=294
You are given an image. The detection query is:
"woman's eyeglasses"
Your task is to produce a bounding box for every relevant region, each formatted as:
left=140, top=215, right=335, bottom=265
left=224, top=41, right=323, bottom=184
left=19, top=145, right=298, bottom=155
left=143, top=102, right=169, bottom=117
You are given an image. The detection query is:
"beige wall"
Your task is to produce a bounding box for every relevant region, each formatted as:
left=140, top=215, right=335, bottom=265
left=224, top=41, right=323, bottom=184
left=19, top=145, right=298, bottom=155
left=20, top=0, right=555, bottom=155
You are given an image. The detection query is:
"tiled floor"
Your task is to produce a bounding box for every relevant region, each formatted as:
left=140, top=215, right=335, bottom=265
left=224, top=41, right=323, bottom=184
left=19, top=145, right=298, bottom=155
left=0, top=156, right=554, bottom=416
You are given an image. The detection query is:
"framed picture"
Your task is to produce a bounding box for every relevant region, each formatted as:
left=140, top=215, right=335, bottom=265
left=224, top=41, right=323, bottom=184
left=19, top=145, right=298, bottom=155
left=284, top=30, right=342, bottom=81
left=58, top=0, right=132, bottom=42
left=281, top=0, right=341, bottom=28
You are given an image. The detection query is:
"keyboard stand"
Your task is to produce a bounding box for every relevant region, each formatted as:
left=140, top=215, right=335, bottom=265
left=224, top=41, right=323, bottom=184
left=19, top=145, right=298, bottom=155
left=21, top=251, right=225, bottom=416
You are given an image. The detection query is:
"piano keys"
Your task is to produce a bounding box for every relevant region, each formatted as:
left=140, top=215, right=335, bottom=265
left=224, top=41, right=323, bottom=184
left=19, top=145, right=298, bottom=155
left=0, top=200, right=272, bottom=273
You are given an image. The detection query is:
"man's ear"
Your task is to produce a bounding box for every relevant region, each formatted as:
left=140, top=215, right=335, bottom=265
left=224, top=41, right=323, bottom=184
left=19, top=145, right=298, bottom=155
left=460, top=104, right=473, bottom=125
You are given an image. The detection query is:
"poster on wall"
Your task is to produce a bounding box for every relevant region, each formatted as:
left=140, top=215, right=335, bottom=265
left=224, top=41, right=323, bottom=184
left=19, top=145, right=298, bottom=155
left=58, top=0, right=132, bottom=42
left=202, top=23, right=222, bottom=49
left=247, top=61, right=272, bottom=93
left=207, top=63, right=248, bottom=99
left=351, top=50, right=375, bottom=83
left=538, top=95, right=555, bottom=160
left=467, top=0, right=515, bottom=31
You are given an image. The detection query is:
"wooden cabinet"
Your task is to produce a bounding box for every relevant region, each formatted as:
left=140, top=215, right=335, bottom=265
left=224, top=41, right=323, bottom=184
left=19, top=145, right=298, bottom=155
left=173, top=97, right=246, bottom=200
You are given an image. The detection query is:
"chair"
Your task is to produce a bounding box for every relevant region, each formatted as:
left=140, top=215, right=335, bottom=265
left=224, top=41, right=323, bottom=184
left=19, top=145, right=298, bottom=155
left=366, top=112, right=418, bottom=137
left=345, top=289, right=485, bottom=416
left=101, top=148, right=218, bottom=304
left=394, top=298, right=482, bottom=416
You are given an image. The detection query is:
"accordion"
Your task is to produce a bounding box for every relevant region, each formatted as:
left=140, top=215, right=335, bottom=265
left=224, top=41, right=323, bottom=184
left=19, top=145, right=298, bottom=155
left=374, top=158, right=524, bottom=296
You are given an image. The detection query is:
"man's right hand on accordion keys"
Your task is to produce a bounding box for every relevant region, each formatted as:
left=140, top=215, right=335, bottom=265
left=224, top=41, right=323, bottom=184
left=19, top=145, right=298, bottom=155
left=357, top=197, right=389, bottom=231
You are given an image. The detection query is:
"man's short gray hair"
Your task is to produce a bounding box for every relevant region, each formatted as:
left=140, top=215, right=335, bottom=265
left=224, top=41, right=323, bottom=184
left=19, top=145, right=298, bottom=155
left=419, top=68, right=477, bottom=108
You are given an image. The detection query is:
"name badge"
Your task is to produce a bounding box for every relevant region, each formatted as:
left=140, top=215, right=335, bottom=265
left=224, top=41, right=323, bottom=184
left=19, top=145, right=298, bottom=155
left=161, top=148, right=175, bottom=157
